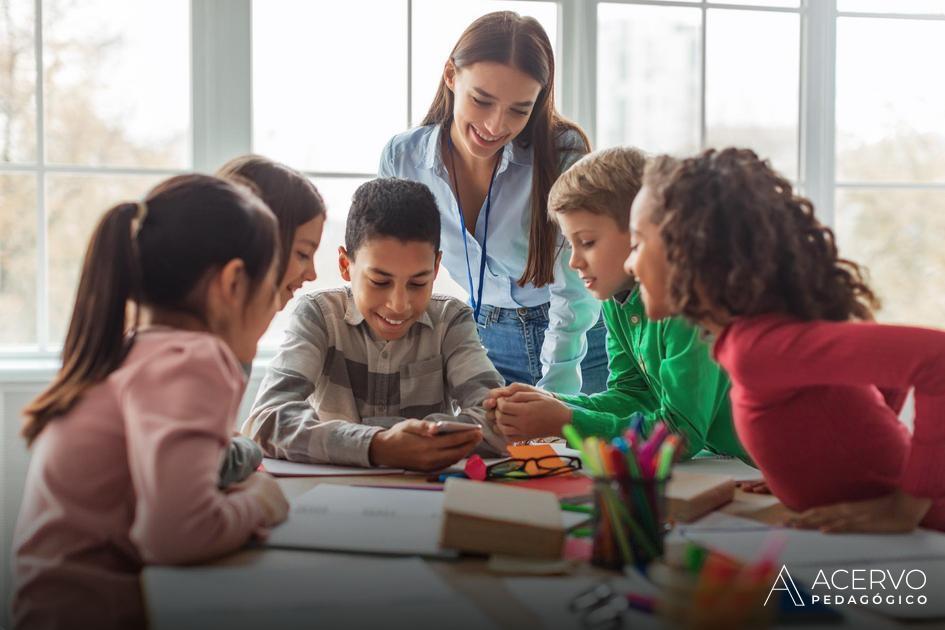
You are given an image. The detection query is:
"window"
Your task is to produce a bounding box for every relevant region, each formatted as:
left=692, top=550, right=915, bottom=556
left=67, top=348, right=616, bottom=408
left=833, top=2, right=945, bottom=326
left=597, top=0, right=800, bottom=179
left=250, top=0, right=557, bottom=346
left=1, top=0, right=190, bottom=351
left=1, top=0, right=943, bottom=356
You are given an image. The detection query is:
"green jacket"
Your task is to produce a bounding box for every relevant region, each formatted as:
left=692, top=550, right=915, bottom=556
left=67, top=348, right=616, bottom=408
left=557, top=288, right=750, bottom=461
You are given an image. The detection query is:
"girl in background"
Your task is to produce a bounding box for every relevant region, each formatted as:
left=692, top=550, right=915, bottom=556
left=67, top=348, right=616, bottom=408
left=216, top=155, right=327, bottom=485
left=627, top=147, right=945, bottom=533
left=13, top=174, right=289, bottom=629
left=380, top=11, right=607, bottom=395
left=217, top=154, right=326, bottom=310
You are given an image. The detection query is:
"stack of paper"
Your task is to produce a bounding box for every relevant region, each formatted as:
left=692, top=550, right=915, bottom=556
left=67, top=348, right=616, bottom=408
left=264, top=484, right=456, bottom=558
left=261, top=457, right=404, bottom=477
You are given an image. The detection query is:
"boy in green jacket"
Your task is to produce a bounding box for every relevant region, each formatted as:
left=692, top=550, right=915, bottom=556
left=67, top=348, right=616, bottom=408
left=484, top=147, right=750, bottom=461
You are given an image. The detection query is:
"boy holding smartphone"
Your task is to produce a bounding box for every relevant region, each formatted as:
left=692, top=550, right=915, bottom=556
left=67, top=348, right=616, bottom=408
left=244, top=178, right=508, bottom=471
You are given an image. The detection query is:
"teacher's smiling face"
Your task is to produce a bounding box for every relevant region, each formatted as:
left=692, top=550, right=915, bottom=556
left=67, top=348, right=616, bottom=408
left=445, top=60, right=543, bottom=161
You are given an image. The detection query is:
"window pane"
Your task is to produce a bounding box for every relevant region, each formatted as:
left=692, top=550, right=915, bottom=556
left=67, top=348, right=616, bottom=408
left=46, top=174, right=164, bottom=344
left=838, top=0, right=945, bottom=14
left=836, top=18, right=945, bottom=183
left=705, top=9, right=799, bottom=179
left=597, top=3, right=701, bottom=155
left=259, top=176, right=467, bottom=349
left=0, top=173, right=37, bottom=345
left=42, top=0, right=190, bottom=168
left=709, top=0, right=799, bottom=6
left=0, top=0, right=36, bottom=163
left=411, top=1, right=558, bottom=128
left=836, top=189, right=945, bottom=327
left=253, top=0, right=407, bottom=174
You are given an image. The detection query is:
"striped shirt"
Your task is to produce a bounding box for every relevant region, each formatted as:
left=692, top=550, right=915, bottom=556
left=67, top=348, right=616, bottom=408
left=243, top=287, right=507, bottom=466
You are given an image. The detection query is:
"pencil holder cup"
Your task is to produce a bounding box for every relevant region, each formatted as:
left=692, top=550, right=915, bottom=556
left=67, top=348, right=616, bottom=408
left=591, top=476, right=670, bottom=571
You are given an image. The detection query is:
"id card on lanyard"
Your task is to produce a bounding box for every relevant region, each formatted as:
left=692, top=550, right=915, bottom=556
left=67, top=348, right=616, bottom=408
left=447, top=135, right=501, bottom=322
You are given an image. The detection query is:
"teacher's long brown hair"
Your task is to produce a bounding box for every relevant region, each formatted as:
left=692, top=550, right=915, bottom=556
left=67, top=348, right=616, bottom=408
left=421, top=11, right=590, bottom=288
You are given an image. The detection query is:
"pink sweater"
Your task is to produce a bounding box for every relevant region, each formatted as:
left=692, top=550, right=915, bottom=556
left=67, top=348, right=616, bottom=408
left=13, top=330, right=267, bottom=629
left=714, top=314, right=945, bottom=531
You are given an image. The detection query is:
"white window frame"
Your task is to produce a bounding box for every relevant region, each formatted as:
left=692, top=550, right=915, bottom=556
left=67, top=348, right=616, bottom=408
left=5, top=0, right=944, bottom=364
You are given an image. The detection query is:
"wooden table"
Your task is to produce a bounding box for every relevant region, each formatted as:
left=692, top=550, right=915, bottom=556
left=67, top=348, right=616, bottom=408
left=143, top=474, right=942, bottom=629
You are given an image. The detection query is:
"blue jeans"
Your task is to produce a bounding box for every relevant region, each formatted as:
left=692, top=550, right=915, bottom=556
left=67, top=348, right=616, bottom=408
left=476, top=303, right=608, bottom=395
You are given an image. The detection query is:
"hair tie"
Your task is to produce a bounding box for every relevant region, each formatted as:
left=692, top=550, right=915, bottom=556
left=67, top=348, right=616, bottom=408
left=131, top=200, right=148, bottom=238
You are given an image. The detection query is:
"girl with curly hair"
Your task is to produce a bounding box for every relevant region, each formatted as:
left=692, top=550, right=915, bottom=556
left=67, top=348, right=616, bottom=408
left=626, top=147, right=945, bottom=533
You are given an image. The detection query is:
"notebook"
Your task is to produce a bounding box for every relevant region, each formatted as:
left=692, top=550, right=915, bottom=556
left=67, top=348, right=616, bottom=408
left=264, top=484, right=457, bottom=558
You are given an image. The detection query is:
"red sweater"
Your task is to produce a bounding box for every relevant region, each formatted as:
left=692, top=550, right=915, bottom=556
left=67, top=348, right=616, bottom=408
left=714, top=314, right=945, bottom=530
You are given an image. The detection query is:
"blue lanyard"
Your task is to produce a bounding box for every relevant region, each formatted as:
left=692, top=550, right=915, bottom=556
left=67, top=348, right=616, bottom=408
left=447, top=135, right=500, bottom=321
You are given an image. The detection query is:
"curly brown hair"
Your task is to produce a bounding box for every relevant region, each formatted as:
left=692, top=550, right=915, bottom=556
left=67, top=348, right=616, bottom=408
left=642, top=148, right=879, bottom=323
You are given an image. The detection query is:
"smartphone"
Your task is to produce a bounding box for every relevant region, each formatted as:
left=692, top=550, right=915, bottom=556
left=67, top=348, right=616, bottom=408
left=431, top=420, right=481, bottom=435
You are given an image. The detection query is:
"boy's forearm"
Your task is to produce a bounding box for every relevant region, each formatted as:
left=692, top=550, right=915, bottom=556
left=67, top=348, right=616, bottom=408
left=245, top=398, right=383, bottom=467
left=556, top=387, right=640, bottom=417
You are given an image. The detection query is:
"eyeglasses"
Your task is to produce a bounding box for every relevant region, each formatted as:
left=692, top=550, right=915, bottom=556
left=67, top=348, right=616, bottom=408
left=486, top=454, right=582, bottom=479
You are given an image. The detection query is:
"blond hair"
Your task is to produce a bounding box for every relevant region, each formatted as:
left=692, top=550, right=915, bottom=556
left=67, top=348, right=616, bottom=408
left=548, top=146, right=646, bottom=229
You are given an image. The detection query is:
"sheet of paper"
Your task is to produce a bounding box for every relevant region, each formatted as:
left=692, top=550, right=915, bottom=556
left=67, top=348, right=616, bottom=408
left=551, top=444, right=583, bottom=460
left=261, top=457, right=404, bottom=477
left=145, top=552, right=494, bottom=630
left=678, top=512, right=945, bottom=566
left=264, top=484, right=456, bottom=558
left=561, top=510, right=591, bottom=530
left=676, top=455, right=763, bottom=481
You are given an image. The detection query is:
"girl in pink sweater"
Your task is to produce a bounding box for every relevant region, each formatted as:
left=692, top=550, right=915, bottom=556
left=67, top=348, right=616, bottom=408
left=13, top=174, right=290, bottom=629
left=625, top=148, right=945, bottom=534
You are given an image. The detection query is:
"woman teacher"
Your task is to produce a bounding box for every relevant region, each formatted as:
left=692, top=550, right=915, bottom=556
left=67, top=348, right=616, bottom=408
left=379, top=11, right=606, bottom=394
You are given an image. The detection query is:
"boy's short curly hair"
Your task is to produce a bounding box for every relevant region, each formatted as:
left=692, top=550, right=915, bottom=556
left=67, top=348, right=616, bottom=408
left=643, top=147, right=879, bottom=323
left=345, top=178, right=441, bottom=256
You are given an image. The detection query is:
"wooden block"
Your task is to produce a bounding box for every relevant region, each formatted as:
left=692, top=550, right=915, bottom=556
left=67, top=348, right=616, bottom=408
left=666, top=470, right=736, bottom=522
left=440, top=478, right=565, bottom=559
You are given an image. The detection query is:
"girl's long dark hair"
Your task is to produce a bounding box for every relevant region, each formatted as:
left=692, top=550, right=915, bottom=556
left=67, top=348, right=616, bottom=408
left=22, top=174, right=278, bottom=445
left=421, top=11, right=590, bottom=287
left=217, top=154, right=325, bottom=281
left=643, top=148, right=879, bottom=324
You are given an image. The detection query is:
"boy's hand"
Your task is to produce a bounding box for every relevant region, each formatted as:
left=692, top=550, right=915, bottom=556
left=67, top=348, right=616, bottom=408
left=489, top=392, right=573, bottom=442
left=484, top=383, right=556, bottom=425
left=485, top=382, right=553, bottom=403
left=785, top=490, right=931, bottom=533
left=368, top=419, right=482, bottom=471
